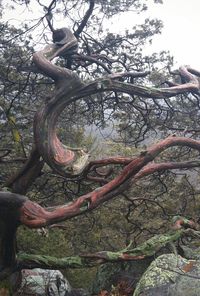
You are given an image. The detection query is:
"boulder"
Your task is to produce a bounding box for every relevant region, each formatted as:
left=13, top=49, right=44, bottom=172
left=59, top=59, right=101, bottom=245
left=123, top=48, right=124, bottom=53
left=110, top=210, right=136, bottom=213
left=134, top=253, right=200, bottom=296
left=16, top=268, right=72, bottom=295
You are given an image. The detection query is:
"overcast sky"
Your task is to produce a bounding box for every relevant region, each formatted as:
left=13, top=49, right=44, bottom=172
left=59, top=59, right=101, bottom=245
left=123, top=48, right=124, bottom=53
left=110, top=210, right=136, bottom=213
left=3, top=0, right=200, bottom=69
left=109, top=0, right=200, bottom=68
left=147, top=0, right=200, bottom=68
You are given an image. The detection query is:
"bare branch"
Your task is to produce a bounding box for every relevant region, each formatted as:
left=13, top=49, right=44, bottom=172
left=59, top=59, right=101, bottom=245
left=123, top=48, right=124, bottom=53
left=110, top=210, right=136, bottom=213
left=32, top=30, right=200, bottom=179
left=74, top=0, right=95, bottom=38
left=18, top=136, right=200, bottom=228
left=17, top=225, right=199, bottom=270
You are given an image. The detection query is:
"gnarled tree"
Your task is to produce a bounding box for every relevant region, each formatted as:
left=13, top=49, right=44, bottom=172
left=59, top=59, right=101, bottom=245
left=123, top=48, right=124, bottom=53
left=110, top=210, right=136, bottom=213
left=1, top=23, right=200, bottom=280
left=1, top=0, right=200, bottom=292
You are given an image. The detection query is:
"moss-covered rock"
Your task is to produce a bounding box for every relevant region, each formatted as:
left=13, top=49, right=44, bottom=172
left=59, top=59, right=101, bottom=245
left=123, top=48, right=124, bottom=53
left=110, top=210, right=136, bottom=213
left=134, top=253, right=200, bottom=296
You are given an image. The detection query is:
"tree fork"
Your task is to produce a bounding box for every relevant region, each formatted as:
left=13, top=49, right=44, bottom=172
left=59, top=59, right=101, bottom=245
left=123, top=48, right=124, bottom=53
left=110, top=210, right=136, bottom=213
left=2, top=26, right=200, bottom=281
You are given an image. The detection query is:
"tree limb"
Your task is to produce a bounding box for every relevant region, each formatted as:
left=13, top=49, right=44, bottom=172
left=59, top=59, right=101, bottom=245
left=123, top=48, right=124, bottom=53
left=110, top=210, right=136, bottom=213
left=74, top=0, right=95, bottom=38
left=18, top=136, right=200, bottom=228
left=17, top=226, right=199, bottom=270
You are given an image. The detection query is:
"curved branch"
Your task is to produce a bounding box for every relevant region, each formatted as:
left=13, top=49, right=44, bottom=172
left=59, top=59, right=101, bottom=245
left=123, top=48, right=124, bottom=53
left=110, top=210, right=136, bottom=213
left=77, top=67, right=199, bottom=100
left=85, top=160, right=200, bottom=185
left=17, top=226, right=199, bottom=270
left=133, top=160, right=200, bottom=180
left=32, top=26, right=200, bottom=182
left=18, top=136, right=200, bottom=228
left=186, top=67, right=200, bottom=78
left=33, top=32, right=200, bottom=179
left=33, top=31, right=88, bottom=177
left=1, top=137, right=200, bottom=275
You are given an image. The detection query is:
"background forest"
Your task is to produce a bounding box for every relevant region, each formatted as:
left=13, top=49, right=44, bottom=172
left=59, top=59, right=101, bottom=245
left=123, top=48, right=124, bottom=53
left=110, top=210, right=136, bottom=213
left=1, top=0, right=200, bottom=293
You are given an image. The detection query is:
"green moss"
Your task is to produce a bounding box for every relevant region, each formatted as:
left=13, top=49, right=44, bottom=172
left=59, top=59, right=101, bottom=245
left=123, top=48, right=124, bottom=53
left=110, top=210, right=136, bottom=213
left=17, top=226, right=72, bottom=257
left=133, top=254, right=188, bottom=296
left=65, top=267, right=97, bottom=289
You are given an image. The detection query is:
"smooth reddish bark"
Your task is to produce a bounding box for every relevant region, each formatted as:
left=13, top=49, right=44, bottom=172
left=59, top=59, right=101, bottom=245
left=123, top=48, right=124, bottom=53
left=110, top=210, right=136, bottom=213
left=16, top=136, right=200, bottom=228
left=2, top=26, right=200, bottom=276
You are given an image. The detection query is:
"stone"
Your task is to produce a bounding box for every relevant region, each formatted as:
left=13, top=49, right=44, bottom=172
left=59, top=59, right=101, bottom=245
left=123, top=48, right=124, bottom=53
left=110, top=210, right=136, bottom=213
left=134, top=253, right=200, bottom=296
left=16, top=268, right=72, bottom=296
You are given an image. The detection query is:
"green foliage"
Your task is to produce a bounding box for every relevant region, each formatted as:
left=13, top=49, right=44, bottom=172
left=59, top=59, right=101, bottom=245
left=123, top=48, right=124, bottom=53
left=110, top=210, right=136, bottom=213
left=64, top=268, right=97, bottom=289
left=17, top=227, right=70, bottom=257
left=17, top=225, right=97, bottom=288
left=1, top=0, right=200, bottom=291
left=97, top=0, right=148, bottom=16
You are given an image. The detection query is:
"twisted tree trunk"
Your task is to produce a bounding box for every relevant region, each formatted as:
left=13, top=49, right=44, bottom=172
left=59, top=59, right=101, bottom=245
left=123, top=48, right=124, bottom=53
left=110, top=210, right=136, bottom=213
left=1, top=27, right=200, bottom=280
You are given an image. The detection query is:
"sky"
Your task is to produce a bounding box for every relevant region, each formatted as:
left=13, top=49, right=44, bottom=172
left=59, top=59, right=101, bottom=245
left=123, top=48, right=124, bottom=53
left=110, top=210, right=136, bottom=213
left=108, top=0, right=200, bottom=69
left=145, top=0, right=200, bottom=68
left=2, top=0, right=200, bottom=69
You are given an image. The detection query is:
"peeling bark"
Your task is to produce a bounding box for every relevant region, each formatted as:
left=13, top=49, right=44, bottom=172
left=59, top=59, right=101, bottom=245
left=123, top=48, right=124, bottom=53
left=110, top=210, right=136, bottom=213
left=12, top=136, right=200, bottom=229
left=2, top=27, right=200, bottom=278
